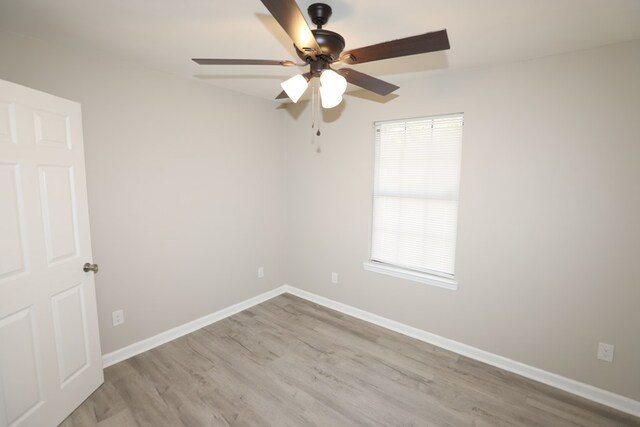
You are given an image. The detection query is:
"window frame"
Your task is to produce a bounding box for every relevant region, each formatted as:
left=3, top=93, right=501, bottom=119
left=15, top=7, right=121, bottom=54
left=364, top=113, right=464, bottom=291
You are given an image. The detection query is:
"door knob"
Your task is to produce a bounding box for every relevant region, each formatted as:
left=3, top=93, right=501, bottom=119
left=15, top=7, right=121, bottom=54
left=83, top=263, right=99, bottom=274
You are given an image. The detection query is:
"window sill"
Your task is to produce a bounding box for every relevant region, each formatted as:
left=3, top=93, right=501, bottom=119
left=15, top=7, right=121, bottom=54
left=362, top=262, right=458, bottom=291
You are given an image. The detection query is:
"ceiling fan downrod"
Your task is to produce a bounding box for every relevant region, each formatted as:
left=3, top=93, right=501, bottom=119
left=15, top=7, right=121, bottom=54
left=307, top=2, right=332, bottom=29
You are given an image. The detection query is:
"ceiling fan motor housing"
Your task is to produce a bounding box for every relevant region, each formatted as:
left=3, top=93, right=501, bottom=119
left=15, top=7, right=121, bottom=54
left=294, top=3, right=345, bottom=64
left=296, top=29, right=345, bottom=63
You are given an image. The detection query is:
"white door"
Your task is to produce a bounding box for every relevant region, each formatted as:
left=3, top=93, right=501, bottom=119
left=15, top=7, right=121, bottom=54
left=0, top=79, right=103, bottom=427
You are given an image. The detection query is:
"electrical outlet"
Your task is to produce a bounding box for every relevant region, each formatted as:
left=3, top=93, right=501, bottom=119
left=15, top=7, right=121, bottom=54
left=597, top=342, right=614, bottom=362
left=112, top=309, right=125, bottom=327
left=258, top=267, right=264, bottom=278
left=331, top=272, right=338, bottom=284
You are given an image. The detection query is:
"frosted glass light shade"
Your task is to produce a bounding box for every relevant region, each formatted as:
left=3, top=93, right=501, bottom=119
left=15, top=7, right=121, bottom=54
left=319, top=69, right=347, bottom=109
left=320, top=86, right=342, bottom=109
left=280, top=74, right=308, bottom=103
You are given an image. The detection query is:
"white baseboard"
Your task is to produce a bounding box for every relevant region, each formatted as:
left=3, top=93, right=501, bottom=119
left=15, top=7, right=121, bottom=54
left=101, top=283, right=640, bottom=418
left=281, top=285, right=640, bottom=418
left=101, top=286, right=288, bottom=368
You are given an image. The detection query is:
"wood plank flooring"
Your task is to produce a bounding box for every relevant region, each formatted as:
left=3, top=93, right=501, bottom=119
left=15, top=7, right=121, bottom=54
left=60, top=294, right=640, bottom=426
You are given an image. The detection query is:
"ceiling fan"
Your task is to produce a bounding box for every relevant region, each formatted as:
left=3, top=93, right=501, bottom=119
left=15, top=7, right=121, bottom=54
left=193, top=0, right=450, bottom=109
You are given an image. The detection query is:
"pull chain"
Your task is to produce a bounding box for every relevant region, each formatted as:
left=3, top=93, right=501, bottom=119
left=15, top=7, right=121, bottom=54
left=311, top=79, right=317, bottom=143
left=310, top=80, right=322, bottom=152
left=316, top=89, right=322, bottom=153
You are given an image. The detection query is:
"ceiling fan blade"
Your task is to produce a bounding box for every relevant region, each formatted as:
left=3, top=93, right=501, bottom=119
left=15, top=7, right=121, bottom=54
left=192, top=58, right=296, bottom=66
left=340, top=29, right=449, bottom=65
left=260, top=0, right=321, bottom=54
left=337, top=68, right=399, bottom=96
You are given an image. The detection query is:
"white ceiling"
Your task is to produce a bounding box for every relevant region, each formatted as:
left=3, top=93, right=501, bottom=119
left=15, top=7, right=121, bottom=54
left=1, top=0, right=640, bottom=101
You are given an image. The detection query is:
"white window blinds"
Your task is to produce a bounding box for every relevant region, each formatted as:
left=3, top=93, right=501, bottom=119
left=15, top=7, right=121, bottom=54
left=371, top=114, right=463, bottom=278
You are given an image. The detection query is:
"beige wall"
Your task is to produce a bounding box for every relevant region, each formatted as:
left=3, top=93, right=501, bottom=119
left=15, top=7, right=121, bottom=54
left=0, top=30, right=287, bottom=354
left=284, top=40, right=640, bottom=400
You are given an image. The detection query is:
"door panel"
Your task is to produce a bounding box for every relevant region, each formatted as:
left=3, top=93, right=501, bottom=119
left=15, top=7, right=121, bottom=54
left=0, top=163, right=27, bottom=280
left=51, top=284, right=90, bottom=387
left=0, top=102, right=17, bottom=144
left=33, top=111, right=70, bottom=149
left=39, top=165, right=78, bottom=264
left=0, top=307, right=43, bottom=427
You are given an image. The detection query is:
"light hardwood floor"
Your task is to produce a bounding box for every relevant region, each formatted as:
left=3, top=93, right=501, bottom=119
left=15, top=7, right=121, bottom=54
left=60, top=294, right=640, bottom=426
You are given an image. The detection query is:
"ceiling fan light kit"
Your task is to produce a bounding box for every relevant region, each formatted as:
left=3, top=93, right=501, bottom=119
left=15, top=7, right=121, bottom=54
left=193, top=0, right=450, bottom=131
left=281, top=67, right=347, bottom=108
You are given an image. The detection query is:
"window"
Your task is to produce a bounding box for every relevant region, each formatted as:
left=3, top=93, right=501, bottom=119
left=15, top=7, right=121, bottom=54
left=364, top=114, right=464, bottom=290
